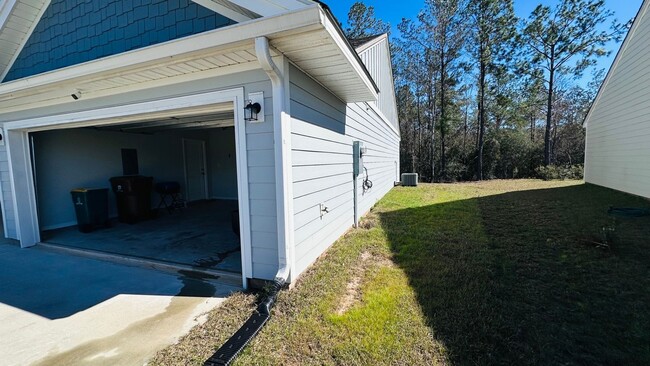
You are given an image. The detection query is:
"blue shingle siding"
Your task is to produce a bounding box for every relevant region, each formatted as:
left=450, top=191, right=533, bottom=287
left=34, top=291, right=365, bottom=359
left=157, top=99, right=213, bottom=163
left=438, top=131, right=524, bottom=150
left=3, top=0, right=235, bottom=82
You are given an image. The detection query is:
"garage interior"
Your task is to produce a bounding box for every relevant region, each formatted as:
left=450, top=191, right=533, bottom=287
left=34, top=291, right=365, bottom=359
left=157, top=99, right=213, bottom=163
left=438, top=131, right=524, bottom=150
left=30, top=103, right=243, bottom=274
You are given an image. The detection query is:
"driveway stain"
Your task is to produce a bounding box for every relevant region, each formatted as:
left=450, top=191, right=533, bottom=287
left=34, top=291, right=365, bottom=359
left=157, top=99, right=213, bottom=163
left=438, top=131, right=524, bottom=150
left=30, top=275, right=217, bottom=366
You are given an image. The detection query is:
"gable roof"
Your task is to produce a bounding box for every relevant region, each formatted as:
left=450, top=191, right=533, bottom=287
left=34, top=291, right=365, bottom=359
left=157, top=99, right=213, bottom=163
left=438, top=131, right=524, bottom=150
left=584, top=0, right=649, bottom=127
left=0, top=0, right=314, bottom=81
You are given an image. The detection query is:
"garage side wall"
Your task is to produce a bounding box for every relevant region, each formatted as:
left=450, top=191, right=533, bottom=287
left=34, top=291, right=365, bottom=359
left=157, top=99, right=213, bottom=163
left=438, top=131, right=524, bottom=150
left=0, top=69, right=279, bottom=280
left=585, top=2, right=650, bottom=198
left=0, top=144, right=16, bottom=239
left=289, top=65, right=400, bottom=277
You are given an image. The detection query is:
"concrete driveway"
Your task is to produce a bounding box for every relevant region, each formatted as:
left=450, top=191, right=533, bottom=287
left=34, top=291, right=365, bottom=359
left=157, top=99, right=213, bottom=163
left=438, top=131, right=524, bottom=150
left=0, top=241, right=240, bottom=366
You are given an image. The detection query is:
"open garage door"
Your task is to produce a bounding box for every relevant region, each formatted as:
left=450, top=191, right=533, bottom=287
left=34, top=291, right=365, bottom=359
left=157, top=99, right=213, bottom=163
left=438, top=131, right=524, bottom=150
left=14, top=95, right=251, bottom=286
left=1, top=89, right=250, bottom=286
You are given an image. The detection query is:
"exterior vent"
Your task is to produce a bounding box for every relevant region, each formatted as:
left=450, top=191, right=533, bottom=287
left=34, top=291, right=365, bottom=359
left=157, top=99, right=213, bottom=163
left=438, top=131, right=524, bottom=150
left=401, top=173, right=418, bottom=187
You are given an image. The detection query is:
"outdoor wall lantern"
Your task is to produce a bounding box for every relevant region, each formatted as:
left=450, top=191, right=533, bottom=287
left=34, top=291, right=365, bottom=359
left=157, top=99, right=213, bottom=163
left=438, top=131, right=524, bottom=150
left=244, top=100, right=262, bottom=121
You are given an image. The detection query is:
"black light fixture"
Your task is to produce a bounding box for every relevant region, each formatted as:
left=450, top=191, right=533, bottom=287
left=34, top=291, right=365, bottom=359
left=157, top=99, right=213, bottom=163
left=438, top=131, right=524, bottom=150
left=244, top=100, right=261, bottom=121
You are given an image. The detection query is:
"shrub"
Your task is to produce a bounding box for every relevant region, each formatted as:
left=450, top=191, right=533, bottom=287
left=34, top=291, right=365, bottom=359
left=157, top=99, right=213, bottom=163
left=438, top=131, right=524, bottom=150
left=535, top=164, right=584, bottom=181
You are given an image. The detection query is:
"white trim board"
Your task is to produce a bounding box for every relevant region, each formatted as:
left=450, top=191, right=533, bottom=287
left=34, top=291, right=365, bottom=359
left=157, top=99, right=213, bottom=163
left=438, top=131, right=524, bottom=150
left=3, top=87, right=253, bottom=288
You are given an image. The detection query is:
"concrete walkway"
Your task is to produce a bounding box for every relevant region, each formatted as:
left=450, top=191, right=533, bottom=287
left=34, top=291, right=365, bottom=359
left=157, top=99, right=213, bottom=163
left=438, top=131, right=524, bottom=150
left=0, top=240, right=240, bottom=366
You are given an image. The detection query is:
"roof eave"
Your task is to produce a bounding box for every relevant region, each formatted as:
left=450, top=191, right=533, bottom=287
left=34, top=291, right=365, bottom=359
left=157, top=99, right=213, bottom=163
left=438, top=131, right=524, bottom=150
left=0, top=5, right=378, bottom=111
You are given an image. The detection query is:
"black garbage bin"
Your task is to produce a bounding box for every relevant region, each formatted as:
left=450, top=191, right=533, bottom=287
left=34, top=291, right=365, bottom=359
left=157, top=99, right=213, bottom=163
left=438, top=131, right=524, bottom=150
left=70, top=188, right=109, bottom=233
left=109, top=175, right=153, bottom=224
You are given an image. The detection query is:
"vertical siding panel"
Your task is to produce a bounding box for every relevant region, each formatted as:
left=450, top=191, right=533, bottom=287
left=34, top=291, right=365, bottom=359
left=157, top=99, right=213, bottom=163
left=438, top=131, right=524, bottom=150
left=585, top=2, right=650, bottom=198
left=356, top=38, right=399, bottom=132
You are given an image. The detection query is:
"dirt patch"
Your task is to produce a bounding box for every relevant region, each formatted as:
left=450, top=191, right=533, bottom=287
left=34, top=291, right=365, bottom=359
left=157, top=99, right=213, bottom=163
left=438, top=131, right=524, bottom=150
left=358, top=212, right=379, bottom=230
left=335, top=251, right=394, bottom=315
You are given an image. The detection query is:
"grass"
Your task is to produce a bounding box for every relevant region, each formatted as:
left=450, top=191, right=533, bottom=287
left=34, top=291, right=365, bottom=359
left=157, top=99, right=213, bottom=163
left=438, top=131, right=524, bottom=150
left=151, top=180, right=650, bottom=365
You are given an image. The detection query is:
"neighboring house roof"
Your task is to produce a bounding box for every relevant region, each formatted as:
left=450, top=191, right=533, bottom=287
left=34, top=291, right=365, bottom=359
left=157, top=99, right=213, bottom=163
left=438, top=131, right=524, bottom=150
left=584, top=0, right=649, bottom=127
left=348, top=34, right=385, bottom=49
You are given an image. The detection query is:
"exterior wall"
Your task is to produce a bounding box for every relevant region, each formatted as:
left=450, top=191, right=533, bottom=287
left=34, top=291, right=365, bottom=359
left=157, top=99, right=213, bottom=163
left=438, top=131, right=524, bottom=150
left=33, top=129, right=190, bottom=230
left=0, top=144, right=15, bottom=239
left=31, top=128, right=226, bottom=230
left=4, top=0, right=234, bottom=81
left=585, top=2, right=650, bottom=198
left=0, top=69, right=278, bottom=280
left=357, top=37, right=398, bottom=131
left=289, top=65, right=400, bottom=277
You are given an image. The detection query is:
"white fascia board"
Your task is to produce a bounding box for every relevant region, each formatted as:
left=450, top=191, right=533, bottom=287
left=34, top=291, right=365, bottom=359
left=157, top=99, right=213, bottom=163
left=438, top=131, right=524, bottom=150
left=191, top=0, right=259, bottom=22
left=583, top=0, right=649, bottom=128
left=226, top=0, right=308, bottom=17
left=0, top=6, right=322, bottom=97
left=320, top=8, right=379, bottom=99
left=0, top=0, right=17, bottom=32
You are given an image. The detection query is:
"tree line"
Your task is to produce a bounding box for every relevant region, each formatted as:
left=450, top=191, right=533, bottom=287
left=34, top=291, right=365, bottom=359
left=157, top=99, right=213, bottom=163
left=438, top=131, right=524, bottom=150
left=345, top=0, right=628, bottom=182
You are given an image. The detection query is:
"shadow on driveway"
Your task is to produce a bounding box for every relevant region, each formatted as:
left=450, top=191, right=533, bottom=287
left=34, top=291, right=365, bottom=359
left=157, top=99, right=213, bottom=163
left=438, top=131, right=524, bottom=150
left=0, top=242, right=227, bottom=319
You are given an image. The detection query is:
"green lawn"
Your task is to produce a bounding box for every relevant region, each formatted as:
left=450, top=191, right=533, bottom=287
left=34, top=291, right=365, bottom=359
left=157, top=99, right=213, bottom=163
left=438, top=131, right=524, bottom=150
left=152, top=180, right=650, bottom=365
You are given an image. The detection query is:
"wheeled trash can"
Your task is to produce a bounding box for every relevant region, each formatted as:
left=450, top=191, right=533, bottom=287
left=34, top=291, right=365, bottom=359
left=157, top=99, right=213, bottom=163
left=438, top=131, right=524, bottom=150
left=70, top=188, right=109, bottom=233
left=109, top=175, right=153, bottom=224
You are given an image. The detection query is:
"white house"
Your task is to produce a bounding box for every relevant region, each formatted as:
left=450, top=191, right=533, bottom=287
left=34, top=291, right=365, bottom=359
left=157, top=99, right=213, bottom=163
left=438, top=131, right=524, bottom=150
left=0, top=0, right=400, bottom=289
left=584, top=0, right=650, bottom=198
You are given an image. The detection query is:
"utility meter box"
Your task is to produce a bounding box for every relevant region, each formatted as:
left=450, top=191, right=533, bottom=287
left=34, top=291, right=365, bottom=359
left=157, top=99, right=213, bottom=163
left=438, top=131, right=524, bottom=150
left=353, top=141, right=366, bottom=177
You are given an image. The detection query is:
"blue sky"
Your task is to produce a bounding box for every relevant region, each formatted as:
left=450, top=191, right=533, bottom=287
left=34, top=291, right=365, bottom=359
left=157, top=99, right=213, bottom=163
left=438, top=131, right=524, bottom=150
left=326, top=0, right=642, bottom=81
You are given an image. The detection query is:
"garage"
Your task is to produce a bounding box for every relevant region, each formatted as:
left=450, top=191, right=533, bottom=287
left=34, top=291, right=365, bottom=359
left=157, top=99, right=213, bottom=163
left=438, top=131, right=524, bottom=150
left=31, top=104, right=244, bottom=275
left=3, top=87, right=256, bottom=286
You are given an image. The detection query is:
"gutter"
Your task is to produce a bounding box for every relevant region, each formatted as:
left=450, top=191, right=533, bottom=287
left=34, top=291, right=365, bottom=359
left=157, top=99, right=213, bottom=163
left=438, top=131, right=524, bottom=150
left=204, top=36, right=294, bottom=365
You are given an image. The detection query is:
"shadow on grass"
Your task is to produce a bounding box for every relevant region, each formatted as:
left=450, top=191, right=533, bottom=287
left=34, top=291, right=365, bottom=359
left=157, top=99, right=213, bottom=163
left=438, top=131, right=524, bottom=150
left=379, top=183, right=650, bottom=365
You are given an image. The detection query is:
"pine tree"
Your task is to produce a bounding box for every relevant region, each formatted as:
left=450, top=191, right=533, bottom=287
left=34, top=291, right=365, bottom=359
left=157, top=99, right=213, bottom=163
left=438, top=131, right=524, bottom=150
left=520, top=0, right=626, bottom=166
left=345, top=2, right=390, bottom=39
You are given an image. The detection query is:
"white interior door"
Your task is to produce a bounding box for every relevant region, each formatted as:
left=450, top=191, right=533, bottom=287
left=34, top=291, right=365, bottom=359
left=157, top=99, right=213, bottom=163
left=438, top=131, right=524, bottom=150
left=184, top=139, right=208, bottom=202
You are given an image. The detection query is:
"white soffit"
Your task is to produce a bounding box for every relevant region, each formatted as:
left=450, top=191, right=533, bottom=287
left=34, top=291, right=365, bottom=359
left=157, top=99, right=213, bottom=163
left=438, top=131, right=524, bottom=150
left=192, top=0, right=313, bottom=22
left=0, top=0, right=50, bottom=81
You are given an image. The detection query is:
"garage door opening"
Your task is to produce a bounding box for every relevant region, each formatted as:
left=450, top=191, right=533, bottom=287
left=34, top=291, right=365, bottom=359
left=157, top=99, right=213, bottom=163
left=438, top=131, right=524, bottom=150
left=29, top=107, right=244, bottom=276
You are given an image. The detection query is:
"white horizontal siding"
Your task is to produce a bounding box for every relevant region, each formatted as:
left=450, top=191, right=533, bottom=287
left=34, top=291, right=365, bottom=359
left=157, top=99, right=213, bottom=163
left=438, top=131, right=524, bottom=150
left=289, top=64, right=399, bottom=278
left=585, top=1, right=650, bottom=198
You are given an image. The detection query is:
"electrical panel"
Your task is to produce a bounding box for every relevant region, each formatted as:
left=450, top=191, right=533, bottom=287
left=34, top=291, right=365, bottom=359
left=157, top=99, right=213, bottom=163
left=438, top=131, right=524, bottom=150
left=353, top=141, right=366, bottom=177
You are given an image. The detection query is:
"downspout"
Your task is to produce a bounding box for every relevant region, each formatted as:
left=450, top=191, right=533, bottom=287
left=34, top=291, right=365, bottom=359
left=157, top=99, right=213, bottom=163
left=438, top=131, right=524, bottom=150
left=254, top=36, right=294, bottom=287
left=204, top=36, right=294, bottom=366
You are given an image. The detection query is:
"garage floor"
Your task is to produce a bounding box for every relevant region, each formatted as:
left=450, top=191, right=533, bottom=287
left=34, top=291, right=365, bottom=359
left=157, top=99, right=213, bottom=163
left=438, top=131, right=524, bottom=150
left=0, top=239, right=238, bottom=366
left=41, top=200, right=242, bottom=273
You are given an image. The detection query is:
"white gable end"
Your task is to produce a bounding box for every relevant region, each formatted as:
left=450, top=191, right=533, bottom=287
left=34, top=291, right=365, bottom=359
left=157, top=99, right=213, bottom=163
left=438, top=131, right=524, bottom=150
left=356, top=34, right=399, bottom=132
left=584, top=0, right=650, bottom=197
